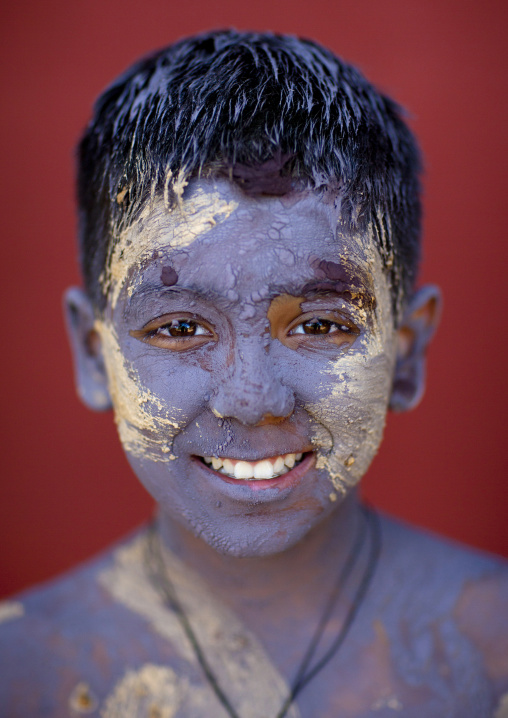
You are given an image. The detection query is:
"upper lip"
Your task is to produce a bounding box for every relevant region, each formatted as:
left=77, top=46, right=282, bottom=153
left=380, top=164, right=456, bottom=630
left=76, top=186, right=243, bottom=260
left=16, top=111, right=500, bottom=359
left=193, top=448, right=314, bottom=461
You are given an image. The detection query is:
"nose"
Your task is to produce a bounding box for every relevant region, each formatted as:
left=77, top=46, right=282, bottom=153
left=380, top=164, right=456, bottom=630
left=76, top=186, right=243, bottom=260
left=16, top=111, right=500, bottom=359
left=209, top=337, right=295, bottom=426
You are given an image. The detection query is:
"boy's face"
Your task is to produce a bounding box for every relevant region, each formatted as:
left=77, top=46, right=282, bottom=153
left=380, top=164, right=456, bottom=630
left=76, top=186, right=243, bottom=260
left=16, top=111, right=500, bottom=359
left=94, top=178, right=397, bottom=556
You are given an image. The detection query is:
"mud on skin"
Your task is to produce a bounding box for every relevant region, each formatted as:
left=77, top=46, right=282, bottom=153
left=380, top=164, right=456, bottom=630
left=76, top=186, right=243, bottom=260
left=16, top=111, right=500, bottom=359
left=95, top=177, right=397, bottom=558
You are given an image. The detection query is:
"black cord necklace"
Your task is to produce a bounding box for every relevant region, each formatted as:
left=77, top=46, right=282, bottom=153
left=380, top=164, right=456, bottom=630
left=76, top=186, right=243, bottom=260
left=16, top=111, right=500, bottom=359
left=145, top=506, right=381, bottom=718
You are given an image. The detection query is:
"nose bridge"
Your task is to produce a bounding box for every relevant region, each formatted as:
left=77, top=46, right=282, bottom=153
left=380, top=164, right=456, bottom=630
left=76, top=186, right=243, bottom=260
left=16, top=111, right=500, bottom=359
left=210, top=336, right=294, bottom=425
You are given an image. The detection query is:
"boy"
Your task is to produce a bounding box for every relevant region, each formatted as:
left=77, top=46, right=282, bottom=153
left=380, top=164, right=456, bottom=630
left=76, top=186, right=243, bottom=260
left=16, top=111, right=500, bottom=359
left=1, top=29, right=507, bottom=717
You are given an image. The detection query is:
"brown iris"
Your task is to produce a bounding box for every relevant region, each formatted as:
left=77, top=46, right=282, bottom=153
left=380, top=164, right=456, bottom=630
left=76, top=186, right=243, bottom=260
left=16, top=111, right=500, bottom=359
left=302, top=318, right=334, bottom=334
left=164, top=319, right=199, bottom=337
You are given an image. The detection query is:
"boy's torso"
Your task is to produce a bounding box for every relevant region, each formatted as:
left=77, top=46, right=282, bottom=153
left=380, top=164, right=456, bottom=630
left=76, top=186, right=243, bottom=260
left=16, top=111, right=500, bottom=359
left=1, top=516, right=507, bottom=718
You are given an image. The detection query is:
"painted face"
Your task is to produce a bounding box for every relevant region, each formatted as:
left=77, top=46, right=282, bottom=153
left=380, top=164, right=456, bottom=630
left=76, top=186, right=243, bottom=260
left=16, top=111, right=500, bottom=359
left=96, top=178, right=397, bottom=556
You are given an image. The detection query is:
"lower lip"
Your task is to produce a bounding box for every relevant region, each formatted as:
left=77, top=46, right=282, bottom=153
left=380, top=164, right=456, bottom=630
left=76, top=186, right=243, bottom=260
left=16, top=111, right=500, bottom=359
left=192, top=452, right=315, bottom=495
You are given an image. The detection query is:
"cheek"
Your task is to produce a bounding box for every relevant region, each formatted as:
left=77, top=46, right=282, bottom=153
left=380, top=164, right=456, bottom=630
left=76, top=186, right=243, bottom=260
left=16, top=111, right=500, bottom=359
left=302, top=350, right=395, bottom=496
left=96, top=320, right=210, bottom=463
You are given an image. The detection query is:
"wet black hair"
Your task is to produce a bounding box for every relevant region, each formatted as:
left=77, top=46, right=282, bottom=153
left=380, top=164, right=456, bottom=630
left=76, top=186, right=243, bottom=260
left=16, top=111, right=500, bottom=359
left=77, top=29, right=422, bottom=315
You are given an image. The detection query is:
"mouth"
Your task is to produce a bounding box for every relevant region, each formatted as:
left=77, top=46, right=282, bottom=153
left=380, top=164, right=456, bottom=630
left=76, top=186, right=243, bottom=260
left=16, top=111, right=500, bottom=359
left=200, top=452, right=305, bottom=480
left=193, top=451, right=316, bottom=498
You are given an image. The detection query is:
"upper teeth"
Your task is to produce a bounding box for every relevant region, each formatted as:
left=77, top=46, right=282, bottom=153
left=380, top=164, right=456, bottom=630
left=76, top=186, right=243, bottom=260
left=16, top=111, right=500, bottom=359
left=203, top=453, right=304, bottom=480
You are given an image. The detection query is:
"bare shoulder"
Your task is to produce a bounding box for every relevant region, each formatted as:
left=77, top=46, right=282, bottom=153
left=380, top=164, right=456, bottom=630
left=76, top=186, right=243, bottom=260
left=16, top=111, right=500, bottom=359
left=0, top=547, right=109, bottom=716
left=376, top=513, right=508, bottom=711
left=0, top=528, right=176, bottom=717
left=379, top=513, right=508, bottom=617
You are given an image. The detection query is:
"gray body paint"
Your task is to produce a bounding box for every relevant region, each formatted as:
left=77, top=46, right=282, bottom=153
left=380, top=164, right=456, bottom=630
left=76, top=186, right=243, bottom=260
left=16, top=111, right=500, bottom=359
left=96, top=178, right=396, bottom=558
left=0, top=520, right=505, bottom=717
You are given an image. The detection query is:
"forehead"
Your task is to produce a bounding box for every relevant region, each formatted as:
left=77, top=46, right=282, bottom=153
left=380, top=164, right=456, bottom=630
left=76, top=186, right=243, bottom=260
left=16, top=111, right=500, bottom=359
left=104, top=178, right=386, bottom=310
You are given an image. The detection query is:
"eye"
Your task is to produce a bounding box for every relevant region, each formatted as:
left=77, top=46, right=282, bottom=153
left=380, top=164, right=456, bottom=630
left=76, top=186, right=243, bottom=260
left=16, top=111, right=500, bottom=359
left=289, top=316, right=358, bottom=337
left=283, top=312, right=361, bottom=351
left=290, top=318, right=355, bottom=336
left=129, top=314, right=215, bottom=351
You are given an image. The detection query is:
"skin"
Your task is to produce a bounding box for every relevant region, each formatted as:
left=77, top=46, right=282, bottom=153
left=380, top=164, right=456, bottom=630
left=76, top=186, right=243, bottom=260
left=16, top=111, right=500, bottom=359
left=1, top=178, right=507, bottom=717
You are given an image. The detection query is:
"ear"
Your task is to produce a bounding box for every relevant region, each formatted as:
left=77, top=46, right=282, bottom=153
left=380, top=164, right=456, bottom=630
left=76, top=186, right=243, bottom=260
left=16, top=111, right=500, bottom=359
left=63, top=287, right=112, bottom=411
left=389, top=285, right=442, bottom=412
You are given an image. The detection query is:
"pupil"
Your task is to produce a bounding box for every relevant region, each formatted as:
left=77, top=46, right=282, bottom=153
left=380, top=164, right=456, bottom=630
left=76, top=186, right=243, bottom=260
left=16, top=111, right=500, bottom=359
left=169, top=319, right=196, bottom=337
left=303, top=319, right=331, bottom=334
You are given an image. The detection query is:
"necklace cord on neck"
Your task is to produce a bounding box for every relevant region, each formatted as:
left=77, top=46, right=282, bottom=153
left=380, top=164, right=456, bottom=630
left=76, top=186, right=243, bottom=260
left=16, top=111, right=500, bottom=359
left=145, top=505, right=381, bottom=718
left=276, top=507, right=371, bottom=716
left=146, top=530, right=240, bottom=717
left=276, top=507, right=381, bottom=718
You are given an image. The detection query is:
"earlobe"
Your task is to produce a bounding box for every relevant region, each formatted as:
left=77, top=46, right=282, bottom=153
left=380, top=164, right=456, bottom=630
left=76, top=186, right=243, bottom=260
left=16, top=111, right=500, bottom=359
left=389, top=285, right=442, bottom=412
left=63, top=287, right=112, bottom=411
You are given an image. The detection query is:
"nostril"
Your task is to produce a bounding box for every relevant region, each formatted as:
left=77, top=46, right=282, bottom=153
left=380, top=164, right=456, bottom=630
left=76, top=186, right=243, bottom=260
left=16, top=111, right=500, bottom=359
left=209, top=369, right=295, bottom=426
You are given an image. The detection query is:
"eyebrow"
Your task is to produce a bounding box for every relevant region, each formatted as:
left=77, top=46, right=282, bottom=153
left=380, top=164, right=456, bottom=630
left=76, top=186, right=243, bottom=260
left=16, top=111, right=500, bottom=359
left=269, top=277, right=376, bottom=311
left=125, top=284, right=217, bottom=315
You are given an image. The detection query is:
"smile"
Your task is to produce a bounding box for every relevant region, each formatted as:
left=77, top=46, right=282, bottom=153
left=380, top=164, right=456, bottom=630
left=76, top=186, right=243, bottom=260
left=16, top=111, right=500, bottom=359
left=201, top=452, right=305, bottom=480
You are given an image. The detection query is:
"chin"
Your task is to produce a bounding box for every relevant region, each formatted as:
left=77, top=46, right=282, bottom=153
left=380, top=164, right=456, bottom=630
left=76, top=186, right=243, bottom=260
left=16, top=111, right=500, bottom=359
left=189, top=513, right=321, bottom=559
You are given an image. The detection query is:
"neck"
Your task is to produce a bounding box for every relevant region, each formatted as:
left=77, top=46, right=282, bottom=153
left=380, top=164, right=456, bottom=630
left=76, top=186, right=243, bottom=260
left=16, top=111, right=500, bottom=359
left=156, top=490, right=363, bottom=612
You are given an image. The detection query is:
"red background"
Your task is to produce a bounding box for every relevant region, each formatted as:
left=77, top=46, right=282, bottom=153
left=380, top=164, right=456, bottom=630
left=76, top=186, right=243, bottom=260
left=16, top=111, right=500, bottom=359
left=1, top=0, right=507, bottom=599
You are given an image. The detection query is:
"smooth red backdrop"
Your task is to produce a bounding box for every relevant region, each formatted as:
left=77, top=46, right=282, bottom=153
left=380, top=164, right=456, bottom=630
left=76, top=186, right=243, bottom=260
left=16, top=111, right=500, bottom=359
left=1, top=0, right=507, bottom=599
